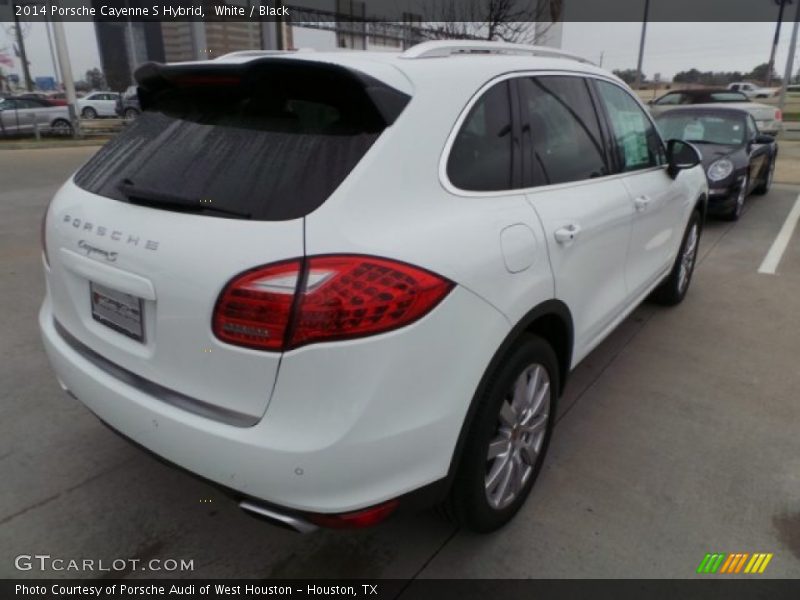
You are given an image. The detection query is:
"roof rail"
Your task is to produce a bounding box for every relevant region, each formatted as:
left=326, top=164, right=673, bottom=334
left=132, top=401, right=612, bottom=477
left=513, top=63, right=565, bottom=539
left=216, top=49, right=315, bottom=60
left=400, top=40, right=594, bottom=65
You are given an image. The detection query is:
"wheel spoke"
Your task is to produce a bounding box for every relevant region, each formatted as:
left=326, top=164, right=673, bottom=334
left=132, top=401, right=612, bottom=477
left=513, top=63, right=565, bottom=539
left=498, top=400, right=517, bottom=428
left=528, top=380, right=550, bottom=417
left=494, top=456, right=515, bottom=503
left=520, top=443, right=538, bottom=465
left=512, top=371, right=529, bottom=410
left=520, top=413, right=548, bottom=437
left=485, top=452, right=511, bottom=493
left=487, top=437, right=509, bottom=460
left=525, top=366, right=541, bottom=406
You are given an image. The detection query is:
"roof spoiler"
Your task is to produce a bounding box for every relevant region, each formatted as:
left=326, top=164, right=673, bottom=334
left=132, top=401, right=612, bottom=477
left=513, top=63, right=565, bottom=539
left=134, top=58, right=411, bottom=126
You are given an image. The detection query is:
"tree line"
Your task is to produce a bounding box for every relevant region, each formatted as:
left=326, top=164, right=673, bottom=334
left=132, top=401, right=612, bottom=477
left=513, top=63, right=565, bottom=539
left=613, top=63, right=794, bottom=87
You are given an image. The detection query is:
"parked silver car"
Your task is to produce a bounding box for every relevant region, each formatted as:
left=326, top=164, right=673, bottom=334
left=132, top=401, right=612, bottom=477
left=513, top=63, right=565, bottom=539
left=0, top=97, right=73, bottom=136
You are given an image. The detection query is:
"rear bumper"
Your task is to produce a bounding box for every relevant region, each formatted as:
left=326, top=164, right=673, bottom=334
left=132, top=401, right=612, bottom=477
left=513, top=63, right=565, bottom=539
left=40, top=286, right=509, bottom=514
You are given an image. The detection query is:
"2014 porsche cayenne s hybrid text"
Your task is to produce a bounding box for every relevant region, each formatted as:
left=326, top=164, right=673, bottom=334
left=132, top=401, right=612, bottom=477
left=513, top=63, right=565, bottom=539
left=39, top=41, right=708, bottom=533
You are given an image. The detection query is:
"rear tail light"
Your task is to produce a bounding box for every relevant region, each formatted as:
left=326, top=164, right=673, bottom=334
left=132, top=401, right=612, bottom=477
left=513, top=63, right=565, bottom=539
left=213, top=255, right=454, bottom=351
left=775, top=109, right=782, bottom=121
left=305, top=499, right=400, bottom=529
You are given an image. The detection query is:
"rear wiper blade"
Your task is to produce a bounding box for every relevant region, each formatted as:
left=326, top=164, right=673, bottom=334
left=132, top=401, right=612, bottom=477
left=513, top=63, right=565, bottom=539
left=117, top=180, right=251, bottom=219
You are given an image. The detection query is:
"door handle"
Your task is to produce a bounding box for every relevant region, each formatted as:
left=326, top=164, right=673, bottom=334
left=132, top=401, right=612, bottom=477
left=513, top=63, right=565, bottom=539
left=634, top=195, right=652, bottom=211
left=554, top=224, right=581, bottom=244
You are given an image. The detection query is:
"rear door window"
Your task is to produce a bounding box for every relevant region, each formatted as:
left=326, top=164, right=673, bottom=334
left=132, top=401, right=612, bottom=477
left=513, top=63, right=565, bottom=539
left=74, top=60, right=409, bottom=221
left=518, top=76, right=609, bottom=186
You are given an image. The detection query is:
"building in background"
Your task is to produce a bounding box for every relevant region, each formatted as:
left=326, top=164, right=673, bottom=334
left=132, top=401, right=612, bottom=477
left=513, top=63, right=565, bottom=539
left=94, top=0, right=564, bottom=85
left=94, top=20, right=165, bottom=90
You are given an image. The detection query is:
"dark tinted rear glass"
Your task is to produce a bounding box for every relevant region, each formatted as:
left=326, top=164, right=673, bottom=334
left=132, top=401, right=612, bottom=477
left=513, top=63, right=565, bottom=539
left=74, top=60, right=408, bottom=221
left=447, top=81, right=514, bottom=191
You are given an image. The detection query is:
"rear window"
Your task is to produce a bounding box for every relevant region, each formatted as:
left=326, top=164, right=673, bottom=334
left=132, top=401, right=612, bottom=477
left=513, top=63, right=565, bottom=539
left=74, top=60, right=409, bottom=221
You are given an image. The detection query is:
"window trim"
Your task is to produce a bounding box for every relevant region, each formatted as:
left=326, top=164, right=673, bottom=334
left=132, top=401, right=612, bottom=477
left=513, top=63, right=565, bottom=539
left=440, top=70, right=668, bottom=198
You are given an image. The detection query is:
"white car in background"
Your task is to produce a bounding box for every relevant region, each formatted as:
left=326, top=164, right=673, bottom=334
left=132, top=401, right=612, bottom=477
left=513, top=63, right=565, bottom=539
left=77, top=91, right=120, bottom=118
left=727, top=82, right=779, bottom=99
left=40, top=41, right=708, bottom=533
left=648, top=88, right=783, bottom=136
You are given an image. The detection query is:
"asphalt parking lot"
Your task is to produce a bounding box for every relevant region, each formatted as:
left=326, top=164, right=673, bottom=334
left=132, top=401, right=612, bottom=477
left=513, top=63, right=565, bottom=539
left=1, top=146, right=799, bottom=580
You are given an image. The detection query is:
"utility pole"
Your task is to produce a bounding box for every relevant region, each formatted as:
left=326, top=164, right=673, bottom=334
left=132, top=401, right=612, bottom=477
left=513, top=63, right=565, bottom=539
left=767, top=0, right=791, bottom=87
left=599, top=51, right=604, bottom=67
left=51, top=18, right=81, bottom=138
left=779, top=0, right=800, bottom=114
left=44, top=17, right=61, bottom=86
left=12, top=8, right=33, bottom=91
left=634, top=0, right=650, bottom=91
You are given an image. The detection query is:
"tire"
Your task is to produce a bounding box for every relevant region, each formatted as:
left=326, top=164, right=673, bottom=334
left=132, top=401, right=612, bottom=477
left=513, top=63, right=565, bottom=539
left=651, top=210, right=701, bottom=306
left=123, top=107, right=139, bottom=120
left=50, top=119, right=73, bottom=137
left=81, top=107, right=97, bottom=119
left=446, top=335, right=559, bottom=533
left=724, top=174, right=748, bottom=221
left=753, top=156, right=775, bottom=195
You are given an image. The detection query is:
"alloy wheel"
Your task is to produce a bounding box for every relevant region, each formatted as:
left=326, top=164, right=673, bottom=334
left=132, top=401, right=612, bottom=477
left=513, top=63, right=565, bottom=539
left=734, top=177, right=747, bottom=218
left=485, top=363, right=551, bottom=511
left=678, top=222, right=698, bottom=294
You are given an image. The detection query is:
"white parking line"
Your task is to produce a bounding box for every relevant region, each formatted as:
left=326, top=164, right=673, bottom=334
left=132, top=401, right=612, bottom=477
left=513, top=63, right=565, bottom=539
left=758, top=194, right=800, bottom=275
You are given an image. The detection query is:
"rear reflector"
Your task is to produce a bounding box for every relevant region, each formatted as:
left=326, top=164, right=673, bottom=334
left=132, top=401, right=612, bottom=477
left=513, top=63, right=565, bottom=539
left=213, top=255, right=454, bottom=351
left=775, top=109, right=782, bottom=121
left=305, top=499, right=400, bottom=529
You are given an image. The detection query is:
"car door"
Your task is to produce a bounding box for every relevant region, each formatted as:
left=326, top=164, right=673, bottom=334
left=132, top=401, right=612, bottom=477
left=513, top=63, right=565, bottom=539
left=592, top=79, right=686, bottom=300
left=0, top=98, right=19, bottom=134
left=13, top=98, right=38, bottom=133
left=745, top=114, right=769, bottom=190
left=28, top=98, right=54, bottom=128
left=519, top=75, right=634, bottom=362
left=98, top=93, right=117, bottom=116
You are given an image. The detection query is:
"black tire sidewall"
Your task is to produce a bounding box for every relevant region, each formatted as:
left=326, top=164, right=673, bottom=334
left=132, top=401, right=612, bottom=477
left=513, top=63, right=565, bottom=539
left=82, top=108, right=96, bottom=118
left=453, top=335, right=560, bottom=533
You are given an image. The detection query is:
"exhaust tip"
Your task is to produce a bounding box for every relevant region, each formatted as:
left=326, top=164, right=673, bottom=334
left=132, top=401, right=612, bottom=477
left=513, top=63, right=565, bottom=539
left=239, top=500, right=318, bottom=534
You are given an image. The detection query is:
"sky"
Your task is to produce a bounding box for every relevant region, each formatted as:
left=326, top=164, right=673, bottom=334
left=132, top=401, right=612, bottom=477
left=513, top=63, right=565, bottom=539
left=1, top=20, right=799, bottom=84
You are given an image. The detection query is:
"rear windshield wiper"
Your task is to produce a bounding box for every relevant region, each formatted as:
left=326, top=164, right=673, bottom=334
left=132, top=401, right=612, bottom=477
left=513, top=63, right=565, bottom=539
left=117, top=180, right=251, bottom=219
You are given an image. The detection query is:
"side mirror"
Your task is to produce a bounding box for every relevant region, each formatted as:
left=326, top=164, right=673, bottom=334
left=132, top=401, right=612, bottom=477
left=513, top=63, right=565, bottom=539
left=647, top=99, right=655, bottom=105
left=666, top=139, right=701, bottom=179
left=753, top=133, right=774, bottom=145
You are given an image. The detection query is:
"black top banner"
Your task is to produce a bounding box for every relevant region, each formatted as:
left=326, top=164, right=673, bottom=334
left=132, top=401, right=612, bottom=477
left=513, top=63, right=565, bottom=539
left=1, top=0, right=798, bottom=23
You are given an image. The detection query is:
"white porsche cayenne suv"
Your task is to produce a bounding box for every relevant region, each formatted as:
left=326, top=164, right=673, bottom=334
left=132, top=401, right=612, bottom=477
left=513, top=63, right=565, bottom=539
left=40, top=41, right=707, bottom=533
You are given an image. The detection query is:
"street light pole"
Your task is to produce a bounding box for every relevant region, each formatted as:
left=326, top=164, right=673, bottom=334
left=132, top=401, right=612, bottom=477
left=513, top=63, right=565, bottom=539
left=767, top=0, right=790, bottom=87
left=634, top=0, right=650, bottom=91
left=779, top=0, right=800, bottom=115
left=51, top=17, right=81, bottom=138
left=44, top=15, right=61, bottom=86
left=12, top=8, right=34, bottom=91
